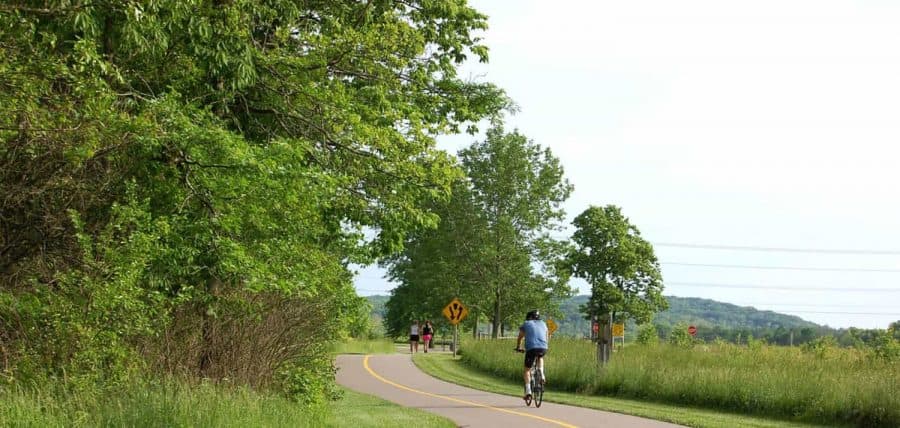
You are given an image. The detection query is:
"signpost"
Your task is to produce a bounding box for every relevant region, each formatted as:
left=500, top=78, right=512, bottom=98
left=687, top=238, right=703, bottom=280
left=442, top=298, right=469, bottom=357
left=688, top=325, right=697, bottom=336
left=546, top=318, right=558, bottom=337
left=612, top=323, right=625, bottom=348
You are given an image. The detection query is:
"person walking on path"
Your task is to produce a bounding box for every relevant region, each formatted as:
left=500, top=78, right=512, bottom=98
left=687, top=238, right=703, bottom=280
left=409, top=320, right=420, bottom=353
left=421, top=320, right=434, bottom=353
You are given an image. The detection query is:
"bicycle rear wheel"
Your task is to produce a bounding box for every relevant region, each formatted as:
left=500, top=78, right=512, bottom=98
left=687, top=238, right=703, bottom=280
left=533, top=371, right=543, bottom=407
left=525, top=371, right=536, bottom=407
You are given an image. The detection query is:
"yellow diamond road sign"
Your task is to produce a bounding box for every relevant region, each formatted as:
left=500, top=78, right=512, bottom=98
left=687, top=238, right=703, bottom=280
left=442, top=298, right=469, bottom=325
left=612, top=323, right=625, bottom=337
left=546, top=318, right=558, bottom=335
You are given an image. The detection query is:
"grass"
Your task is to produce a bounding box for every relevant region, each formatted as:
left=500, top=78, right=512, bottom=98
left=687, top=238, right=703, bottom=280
left=330, top=338, right=398, bottom=355
left=414, top=353, right=830, bottom=428
left=455, top=338, right=899, bottom=427
left=0, top=380, right=454, bottom=428
left=327, top=387, right=455, bottom=428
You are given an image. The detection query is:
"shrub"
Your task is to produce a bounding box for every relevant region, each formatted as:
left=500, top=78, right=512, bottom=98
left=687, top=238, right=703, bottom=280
left=668, top=323, right=695, bottom=348
left=636, top=324, right=659, bottom=345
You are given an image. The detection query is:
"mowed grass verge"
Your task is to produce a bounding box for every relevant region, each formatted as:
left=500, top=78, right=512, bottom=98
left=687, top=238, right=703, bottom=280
left=330, top=338, right=398, bottom=355
left=414, top=353, right=826, bottom=428
left=1, top=380, right=454, bottom=428
left=457, top=338, right=898, bottom=427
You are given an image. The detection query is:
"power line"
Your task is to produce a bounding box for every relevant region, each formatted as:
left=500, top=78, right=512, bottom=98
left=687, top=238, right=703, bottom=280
left=654, top=242, right=900, bottom=255
left=662, top=262, right=900, bottom=273
left=730, top=302, right=896, bottom=309
left=668, top=281, right=900, bottom=292
left=747, top=310, right=900, bottom=316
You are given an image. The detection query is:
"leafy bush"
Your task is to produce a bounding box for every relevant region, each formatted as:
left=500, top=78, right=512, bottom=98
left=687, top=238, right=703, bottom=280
left=869, top=331, right=900, bottom=362
left=667, top=323, right=695, bottom=348
left=636, top=324, right=659, bottom=345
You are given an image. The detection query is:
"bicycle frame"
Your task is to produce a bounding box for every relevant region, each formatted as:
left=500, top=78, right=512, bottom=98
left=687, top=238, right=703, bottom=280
left=528, top=355, right=544, bottom=408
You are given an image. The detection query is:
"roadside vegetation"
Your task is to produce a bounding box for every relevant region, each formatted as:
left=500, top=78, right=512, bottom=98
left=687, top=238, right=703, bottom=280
left=0, top=381, right=453, bottom=428
left=414, top=353, right=824, bottom=428
left=1, top=0, right=506, bottom=422
left=459, top=337, right=899, bottom=427
left=331, top=339, right=398, bottom=355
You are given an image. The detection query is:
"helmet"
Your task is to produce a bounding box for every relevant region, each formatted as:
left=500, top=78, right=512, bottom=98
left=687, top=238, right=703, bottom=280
left=525, top=310, right=541, bottom=321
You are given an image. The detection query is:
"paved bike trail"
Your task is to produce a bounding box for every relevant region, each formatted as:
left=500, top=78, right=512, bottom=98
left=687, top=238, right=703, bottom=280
left=335, top=354, right=682, bottom=428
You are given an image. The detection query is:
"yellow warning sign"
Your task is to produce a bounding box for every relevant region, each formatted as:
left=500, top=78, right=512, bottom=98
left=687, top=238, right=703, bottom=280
left=547, top=318, right=558, bottom=336
left=612, top=323, right=625, bottom=337
left=442, top=298, right=469, bottom=325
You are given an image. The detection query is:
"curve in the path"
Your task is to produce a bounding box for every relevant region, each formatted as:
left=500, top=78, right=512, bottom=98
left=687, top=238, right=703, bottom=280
left=335, top=354, right=683, bottom=428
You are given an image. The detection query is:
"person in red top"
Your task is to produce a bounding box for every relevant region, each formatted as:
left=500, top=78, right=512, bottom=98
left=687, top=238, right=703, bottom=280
left=421, top=320, right=434, bottom=353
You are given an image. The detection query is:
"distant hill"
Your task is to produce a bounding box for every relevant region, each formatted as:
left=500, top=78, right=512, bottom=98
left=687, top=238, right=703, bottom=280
left=366, top=295, right=388, bottom=318
left=556, top=295, right=828, bottom=343
left=654, top=296, right=821, bottom=330
left=366, top=294, right=830, bottom=343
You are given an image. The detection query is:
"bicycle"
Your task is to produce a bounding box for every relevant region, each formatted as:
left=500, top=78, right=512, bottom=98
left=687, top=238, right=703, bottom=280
left=515, top=348, right=544, bottom=407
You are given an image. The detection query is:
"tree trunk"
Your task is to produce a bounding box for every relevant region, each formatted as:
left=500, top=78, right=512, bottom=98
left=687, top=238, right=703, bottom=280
left=492, top=291, right=501, bottom=339
left=597, top=312, right=612, bottom=364
left=198, top=276, right=222, bottom=377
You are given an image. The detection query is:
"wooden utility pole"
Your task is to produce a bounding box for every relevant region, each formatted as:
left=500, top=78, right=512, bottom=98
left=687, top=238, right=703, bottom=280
left=596, top=312, right=612, bottom=364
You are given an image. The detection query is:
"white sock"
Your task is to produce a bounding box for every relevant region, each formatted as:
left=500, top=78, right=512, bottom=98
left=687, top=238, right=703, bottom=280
left=525, top=383, right=532, bottom=394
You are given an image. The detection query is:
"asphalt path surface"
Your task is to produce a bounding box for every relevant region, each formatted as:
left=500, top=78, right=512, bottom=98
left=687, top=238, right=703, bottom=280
left=335, top=353, right=683, bottom=428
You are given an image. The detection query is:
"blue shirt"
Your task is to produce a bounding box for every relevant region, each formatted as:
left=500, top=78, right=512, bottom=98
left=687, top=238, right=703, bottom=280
left=520, top=320, right=549, bottom=350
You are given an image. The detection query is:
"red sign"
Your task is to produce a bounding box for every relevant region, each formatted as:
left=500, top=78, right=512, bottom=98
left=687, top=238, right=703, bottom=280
left=688, top=325, right=697, bottom=336
left=592, top=322, right=599, bottom=333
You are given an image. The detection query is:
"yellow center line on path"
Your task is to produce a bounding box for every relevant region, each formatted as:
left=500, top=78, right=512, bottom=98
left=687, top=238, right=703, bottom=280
left=363, top=355, right=578, bottom=428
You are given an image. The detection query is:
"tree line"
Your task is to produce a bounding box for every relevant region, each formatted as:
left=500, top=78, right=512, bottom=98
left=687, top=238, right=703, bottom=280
left=381, top=131, right=668, bottom=342
left=1, top=0, right=508, bottom=401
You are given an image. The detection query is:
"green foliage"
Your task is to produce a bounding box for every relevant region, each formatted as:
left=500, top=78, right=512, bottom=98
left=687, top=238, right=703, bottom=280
left=0, top=379, right=454, bottom=428
left=868, top=330, right=900, bottom=362
left=636, top=324, right=659, bottom=345
left=0, top=0, right=508, bottom=398
left=568, top=205, right=666, bottom=324
left=802, top=335, right=839, bottom=359
left=329, top=339, right=396, bottom=355
left=344, top=295, right=376, bottom=340
left=461, top=338, right=900, bottom=427
left=383, top=125, right=573, bottom=337
left=668, top=323, right=696, bottom=348
left=276, top=357, right=341, bottom=406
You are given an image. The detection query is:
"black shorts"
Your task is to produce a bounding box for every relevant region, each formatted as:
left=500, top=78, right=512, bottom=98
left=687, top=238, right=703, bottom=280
left=410, top=334, right=419, bottom=342
left=524, top=348, right=547, bottom=368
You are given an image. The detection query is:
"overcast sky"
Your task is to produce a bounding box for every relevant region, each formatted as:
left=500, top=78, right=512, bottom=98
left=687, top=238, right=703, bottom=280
left=354, top=0, right=900, bottom=329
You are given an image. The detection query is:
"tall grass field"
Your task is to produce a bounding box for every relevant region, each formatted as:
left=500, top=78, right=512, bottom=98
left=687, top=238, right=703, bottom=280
left=461, top=338, right=899, bottom=427
left=0, top=379, right=453, bottom=427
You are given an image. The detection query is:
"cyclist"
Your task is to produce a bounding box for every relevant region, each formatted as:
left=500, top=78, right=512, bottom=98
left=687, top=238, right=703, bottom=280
left=515, top=310, right=548, bottom=402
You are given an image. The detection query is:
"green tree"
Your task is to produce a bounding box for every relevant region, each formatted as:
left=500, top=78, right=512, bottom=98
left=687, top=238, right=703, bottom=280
left=568, top=205, right=667, bottom=325
left=0, top=0, right=507, bottom=393
left=568, top=207, right=663, bottom=360
left=385, top=125, right=574, bottom=338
